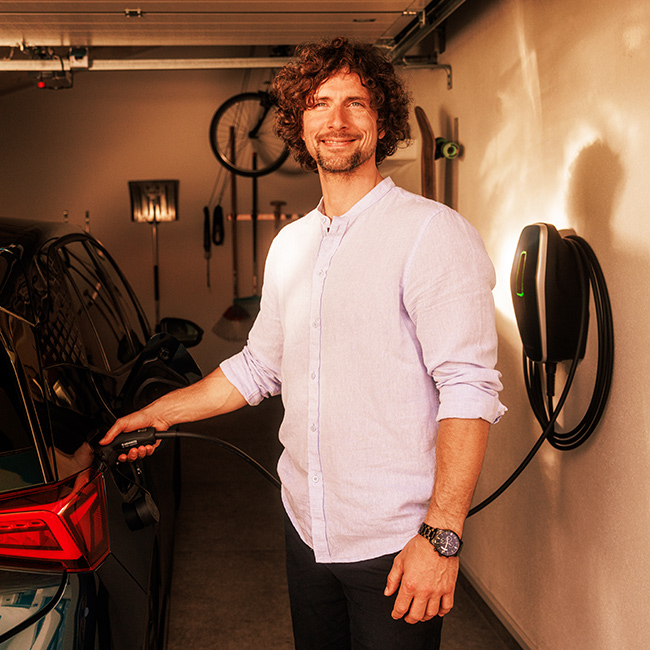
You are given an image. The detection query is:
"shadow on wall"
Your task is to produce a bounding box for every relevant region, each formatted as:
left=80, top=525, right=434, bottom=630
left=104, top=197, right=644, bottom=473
left=563, top=138, right=625, bottom=426
left=567, top=139, right=624, bottom=247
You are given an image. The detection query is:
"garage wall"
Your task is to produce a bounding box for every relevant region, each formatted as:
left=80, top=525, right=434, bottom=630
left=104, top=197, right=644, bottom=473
left=0, top=66, right=325, bottom=371
left=407, top=0, right=650, bottom=648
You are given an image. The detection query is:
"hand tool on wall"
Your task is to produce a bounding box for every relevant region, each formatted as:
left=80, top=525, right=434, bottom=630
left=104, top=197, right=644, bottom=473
left=203, top=206, right=212, bottom=288
left=203, top=205, right=224, bottom=288
left=271, top=200, right=286, bottom=231
left=251, top=152, right=259, bottom=297
left=213, top=129, right=258, bottom=341
left=212, top=205, right=224, bottom=246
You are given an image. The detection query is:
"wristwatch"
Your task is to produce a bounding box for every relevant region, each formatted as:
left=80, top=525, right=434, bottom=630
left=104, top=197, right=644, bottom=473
left=418, top=522, right=463, bottom=557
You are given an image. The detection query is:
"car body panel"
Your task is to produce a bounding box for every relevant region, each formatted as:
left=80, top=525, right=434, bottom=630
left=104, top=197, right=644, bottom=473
left=0, top=217, right=201, bottom=649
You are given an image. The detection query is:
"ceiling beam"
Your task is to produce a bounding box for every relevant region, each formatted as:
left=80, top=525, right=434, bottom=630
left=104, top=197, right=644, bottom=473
left=0, top=57, right=292, bottom=71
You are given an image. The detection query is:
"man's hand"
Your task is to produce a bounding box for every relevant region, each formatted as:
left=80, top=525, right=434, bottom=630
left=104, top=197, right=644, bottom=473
left=97, top=367, right=248, bottom=463
left=384, top=534, right=459, bottom=623
left=98, top=410, right=169, bottom=463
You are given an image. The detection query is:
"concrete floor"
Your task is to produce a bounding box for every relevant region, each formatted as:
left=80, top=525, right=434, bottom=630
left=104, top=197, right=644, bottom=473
left=167, top=396, right=519, bottom=650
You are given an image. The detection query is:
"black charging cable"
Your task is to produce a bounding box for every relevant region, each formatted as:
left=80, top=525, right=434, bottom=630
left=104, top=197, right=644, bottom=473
left=468, top=234, right=614, bottom=517
left=95, top=428, right=281, bottom=490
left=529, top=236, right=614, bottom=450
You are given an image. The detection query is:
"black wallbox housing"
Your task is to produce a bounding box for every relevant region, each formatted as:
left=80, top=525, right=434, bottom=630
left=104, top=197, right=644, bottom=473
left=510, top=223, right=587, bottom=363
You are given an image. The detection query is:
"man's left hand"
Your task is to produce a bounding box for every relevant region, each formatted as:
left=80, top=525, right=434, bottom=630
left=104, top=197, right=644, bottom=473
left=384, top=534, right=459, bottom=623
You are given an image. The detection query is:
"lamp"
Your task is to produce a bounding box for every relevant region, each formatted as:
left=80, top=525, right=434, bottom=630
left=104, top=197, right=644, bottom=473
left=129, top=180, right=179, bottom=327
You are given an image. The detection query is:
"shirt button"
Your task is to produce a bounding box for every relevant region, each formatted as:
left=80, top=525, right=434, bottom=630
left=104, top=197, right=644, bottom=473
left=311, top=372, right=316, bottom=379
left=313, top=319, right=320, bottom=328
left=310, top=424, right=317, bottom=432
left=312, top=475, right=320, bottom=483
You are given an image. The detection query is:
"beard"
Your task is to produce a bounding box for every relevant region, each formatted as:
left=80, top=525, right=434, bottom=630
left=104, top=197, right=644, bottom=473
left=312, top=136, right=376, bottom=175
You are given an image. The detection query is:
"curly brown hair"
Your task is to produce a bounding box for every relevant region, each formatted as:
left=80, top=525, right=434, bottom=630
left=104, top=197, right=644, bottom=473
left=270, top=37, right=411, bottom=171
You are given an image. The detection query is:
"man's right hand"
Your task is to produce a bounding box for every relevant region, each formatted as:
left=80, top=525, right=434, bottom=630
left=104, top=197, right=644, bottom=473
left=99, top=410, right=170, bottom=463
left=97, top=367, right=249, bottom=463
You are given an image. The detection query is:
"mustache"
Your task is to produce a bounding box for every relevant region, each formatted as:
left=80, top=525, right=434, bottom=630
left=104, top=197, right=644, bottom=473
left=316, top=130, right=360, bottom=141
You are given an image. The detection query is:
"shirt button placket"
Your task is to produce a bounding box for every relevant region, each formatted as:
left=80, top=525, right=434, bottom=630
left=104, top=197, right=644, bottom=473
left=306, top=218, right=343, bottom=560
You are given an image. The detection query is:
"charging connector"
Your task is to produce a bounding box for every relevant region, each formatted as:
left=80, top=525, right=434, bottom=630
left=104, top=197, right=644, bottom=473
left=94, top=428, right=158, bottom=467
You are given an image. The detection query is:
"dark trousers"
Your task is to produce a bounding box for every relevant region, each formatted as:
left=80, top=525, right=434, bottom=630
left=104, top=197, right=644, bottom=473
left=284, top=514, right=443, bottom=650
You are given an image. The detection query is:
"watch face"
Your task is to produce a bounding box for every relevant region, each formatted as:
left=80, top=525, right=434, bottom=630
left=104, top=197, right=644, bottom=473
left=434, top=529, right=461, bottom=557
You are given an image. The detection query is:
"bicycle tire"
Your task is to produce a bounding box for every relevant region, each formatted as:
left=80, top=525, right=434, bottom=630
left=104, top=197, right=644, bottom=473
left=209, top=91, right=290, bottom=177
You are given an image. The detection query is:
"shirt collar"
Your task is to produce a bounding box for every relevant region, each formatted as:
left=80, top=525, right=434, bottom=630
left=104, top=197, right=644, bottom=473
left=316, top=177, right=396, bottom=233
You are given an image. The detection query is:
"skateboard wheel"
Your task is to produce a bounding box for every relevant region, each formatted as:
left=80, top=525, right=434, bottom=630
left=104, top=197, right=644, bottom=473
left=436, top=138, right=460, bottom=160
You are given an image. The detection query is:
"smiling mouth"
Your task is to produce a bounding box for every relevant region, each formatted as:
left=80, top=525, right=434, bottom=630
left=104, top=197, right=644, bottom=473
left=320, top=137, right=357, bottom=146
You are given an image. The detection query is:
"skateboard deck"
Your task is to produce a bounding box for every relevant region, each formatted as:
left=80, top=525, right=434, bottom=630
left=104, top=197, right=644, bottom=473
left=415, top=106, right=461, bottom=202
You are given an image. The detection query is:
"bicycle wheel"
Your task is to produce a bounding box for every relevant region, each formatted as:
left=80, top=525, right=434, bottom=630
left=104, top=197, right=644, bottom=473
left=209, top=91, right=290, bottom=177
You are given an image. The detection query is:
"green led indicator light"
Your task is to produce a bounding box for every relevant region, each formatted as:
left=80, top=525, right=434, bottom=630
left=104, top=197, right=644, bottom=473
left=515, top=251, right=527, bottom=297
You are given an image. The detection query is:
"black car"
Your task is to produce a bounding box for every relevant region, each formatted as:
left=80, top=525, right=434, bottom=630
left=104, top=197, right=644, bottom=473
left=0, top=217, right=202, bottom=649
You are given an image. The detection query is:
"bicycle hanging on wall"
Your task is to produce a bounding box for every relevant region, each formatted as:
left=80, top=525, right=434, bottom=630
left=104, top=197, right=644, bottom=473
left=209, top=90, right=290, bottom=178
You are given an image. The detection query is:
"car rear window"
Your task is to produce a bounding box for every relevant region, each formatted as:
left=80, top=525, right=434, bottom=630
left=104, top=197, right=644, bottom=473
left=0, top=347, right=43, bottom=495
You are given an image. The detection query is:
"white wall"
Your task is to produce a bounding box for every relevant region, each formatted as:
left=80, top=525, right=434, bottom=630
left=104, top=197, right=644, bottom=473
left=407, top=0, right=650, bottom=647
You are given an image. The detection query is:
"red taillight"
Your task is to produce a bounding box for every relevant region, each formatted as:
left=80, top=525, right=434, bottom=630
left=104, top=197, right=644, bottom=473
left=0, top=469, right=110, bottom=571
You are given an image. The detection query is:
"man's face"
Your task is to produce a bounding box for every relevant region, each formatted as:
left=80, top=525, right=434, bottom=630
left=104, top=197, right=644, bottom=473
left=301, top=70, right=384, bottom=175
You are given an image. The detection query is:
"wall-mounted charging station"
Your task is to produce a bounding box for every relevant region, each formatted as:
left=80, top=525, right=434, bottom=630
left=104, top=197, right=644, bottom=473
left=511, top=223, right=587, bottom=364
left=469, top=223, right=614, bottom=516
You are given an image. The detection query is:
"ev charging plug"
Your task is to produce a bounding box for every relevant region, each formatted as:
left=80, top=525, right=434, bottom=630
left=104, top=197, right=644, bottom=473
left=94, top=427, right=158, bottom=467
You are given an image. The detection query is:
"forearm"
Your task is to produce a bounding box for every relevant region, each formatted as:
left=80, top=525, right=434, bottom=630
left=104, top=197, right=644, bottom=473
left=425, top=417, right=490, bottom=535
left=385, top=417, right=490, bottom=622
left=100, top=367, right=247, bottom=453
left=140, top=366, right=248, bottom=428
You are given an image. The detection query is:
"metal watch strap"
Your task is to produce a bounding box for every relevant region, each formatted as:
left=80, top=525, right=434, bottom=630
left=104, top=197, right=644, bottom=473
left=417, top=522, right=463, bottom=557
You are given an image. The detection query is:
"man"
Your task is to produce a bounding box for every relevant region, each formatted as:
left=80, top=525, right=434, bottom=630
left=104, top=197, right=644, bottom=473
left=101, top=37, right=505, bottom=649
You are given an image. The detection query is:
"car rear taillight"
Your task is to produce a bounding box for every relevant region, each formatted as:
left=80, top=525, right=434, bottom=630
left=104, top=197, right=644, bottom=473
left=0, top=469, right=110, bottom=571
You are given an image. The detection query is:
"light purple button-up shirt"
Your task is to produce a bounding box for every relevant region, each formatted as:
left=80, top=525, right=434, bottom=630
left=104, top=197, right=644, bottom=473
left=221, top=177, right=505, bottom=563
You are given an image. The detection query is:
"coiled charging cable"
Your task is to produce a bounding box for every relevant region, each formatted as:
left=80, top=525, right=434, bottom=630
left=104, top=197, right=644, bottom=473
left=468, top=235, right=614, bottom=517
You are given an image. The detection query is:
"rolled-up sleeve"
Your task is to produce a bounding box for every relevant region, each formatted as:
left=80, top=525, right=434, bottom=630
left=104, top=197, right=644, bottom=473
left=403, top=207, right=506, bottom=424
left=220, top=240, right=285, bottom=405
left=220, top=345, right=281, bottom=405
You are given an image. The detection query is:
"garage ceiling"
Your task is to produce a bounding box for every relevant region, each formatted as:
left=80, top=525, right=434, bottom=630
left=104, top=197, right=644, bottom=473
left=0, top=0, right=468, bottom=93
left=1, top=1, right=429, bottom=48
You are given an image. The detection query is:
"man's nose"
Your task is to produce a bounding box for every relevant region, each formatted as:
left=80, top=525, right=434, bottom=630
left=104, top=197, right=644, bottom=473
left=327, top=105, right=348, bottom=130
